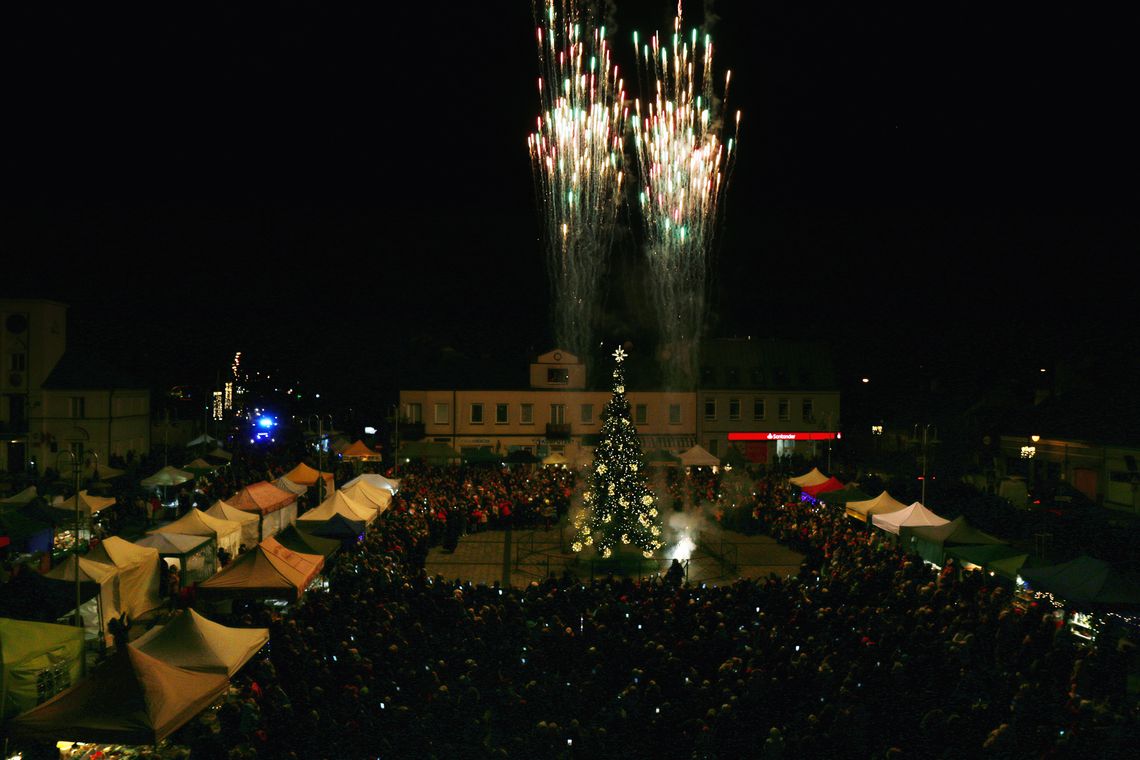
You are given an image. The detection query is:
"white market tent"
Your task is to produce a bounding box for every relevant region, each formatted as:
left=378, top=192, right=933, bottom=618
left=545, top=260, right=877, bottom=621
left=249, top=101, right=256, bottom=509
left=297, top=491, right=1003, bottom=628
left=134, top=532, right=216, bottom=583
left=274, top=476, right=307, bottom=497
left=299, top=491, right=376, bottom=526
left=131, top=609, right=269, bottom=678
left=789, top=468, right=829, bottom=487
left=51, top=490, right=116, bottom=517
left=8, top=645, right=228, bottom=746
left=43, top=555, right=119, bottom=645
left=1, top=617, right=86, bottom=720
left=340, top=480, right=392, bottom=513
left=679, top=444, right=720, bottom=468
left=86, top=536, right=163, bottom=620
left=205, top=500, right=260, bottom=549
left=149, top=509, right=242, bottom=558
left=227, top=482, right=298, bottom=541
left=871, top=501, right=951, bottom=535
left=341, top=473, right=400, bottom=494
left=0, top=486, right=38, bottom=506
left=542, top=452, right=569, bottom=466
left=186, top=433, right=223, bottom=448
left=140, top=465, right=194, bottom=488
left=845, top=491, right=910, bottom=523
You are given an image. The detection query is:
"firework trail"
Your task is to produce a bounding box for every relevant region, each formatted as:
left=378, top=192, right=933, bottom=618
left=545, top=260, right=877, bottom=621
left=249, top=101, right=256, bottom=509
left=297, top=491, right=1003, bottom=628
left=631, top=3, right=739, bottom=387
left=529, top=0, right=626, bottom=358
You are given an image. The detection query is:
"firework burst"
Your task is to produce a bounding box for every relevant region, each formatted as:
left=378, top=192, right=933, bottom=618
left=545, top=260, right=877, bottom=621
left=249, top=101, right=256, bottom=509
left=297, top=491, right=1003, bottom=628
left=631, top=4, right=740, bottom=387
left=529, top=0, right=626, bottom=357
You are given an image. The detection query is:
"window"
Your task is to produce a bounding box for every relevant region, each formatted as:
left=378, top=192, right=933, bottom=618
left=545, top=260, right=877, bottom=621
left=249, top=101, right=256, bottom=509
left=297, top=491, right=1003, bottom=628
left=550, top=404, right=566, bottom=424
left=669, top=404, right=681, bottom=425
left=750, top=367, right=764, bottom=386
left=580, top=404, right=594, bottom=424
left=802, top=399, right=814, bottom=422
left=753, top=398, right=766, bottom=421
left=70, top=397, right=85, bottom=419
left=495, top=403, right=509, bottom=424
left=700, top=366, right=716, bottom=385
left=69, top=441, right=84, bottom=459
left=9, top=353, right=25, bottom=372
left=470, top=403, right=484, bottom=424
left=635, top=404, right=648, bottom=425
left=520, top=403, right=534, bottom=424
left=547, top=368, right=569, bottom=385
left=704, top=398, right=716, bottom=421
left=778, top=399, right=790, bottom=421
left=407, top=403, right=422, bottom=423
left=707, top=438, right=719, bottom=456
left=729, top=398, right=741, bottom=420
left=726, top=367, right=740, bottom=386
left=433, top=403, right=449, bottom=424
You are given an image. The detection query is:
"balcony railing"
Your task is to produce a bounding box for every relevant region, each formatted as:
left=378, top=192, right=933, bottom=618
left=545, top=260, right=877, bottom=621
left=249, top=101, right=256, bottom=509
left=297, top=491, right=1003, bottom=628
left=546, top=423, right=572, bottom=441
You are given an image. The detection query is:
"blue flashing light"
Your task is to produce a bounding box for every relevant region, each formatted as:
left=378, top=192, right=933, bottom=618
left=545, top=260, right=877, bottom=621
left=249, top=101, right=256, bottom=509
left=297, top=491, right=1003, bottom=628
left=257, top=416, right=275, bottom=429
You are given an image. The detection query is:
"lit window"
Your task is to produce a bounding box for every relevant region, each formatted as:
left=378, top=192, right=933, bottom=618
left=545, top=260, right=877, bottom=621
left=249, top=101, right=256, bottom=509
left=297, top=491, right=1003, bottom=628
left=433, top=403, right=449, bottom=424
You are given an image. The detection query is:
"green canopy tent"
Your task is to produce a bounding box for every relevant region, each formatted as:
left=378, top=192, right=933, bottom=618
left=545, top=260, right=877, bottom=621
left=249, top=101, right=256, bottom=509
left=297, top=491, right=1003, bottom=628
left=273, top=524, right=340, bottom=560
left=944, top=544, right=1028, bottom=582
left=399, top=441, right=460, bottom=465
left=1, top=617, right=86, bottom=720
left=900, top=516, right=1007, bottom=566
left=817, top=485, right=871, bottom=506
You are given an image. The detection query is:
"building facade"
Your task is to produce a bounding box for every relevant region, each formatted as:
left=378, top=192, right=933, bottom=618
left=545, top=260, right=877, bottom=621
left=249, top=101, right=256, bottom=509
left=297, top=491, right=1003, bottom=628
left=0, top=298, right=151, bottom=475
left=398, top=341, right=841, bottom=466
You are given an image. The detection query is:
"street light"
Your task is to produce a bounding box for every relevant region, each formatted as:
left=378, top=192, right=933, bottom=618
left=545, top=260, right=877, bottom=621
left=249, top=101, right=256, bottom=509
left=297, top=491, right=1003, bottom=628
left=305, top=414, right=333, bottom=504
left=56, top=449, right=97, bottom=629
left=912, top=424, right=938, bottom=505
left=390, top=404, right=400, bottom=478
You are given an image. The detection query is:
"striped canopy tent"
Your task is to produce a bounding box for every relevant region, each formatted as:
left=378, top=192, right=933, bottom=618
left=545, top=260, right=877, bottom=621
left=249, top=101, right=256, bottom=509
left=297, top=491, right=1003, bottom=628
left=802, top=477, right=845, bottom=498
left=844, top=491, right=909, bottom=523
left=789, top=468, right=829, bottom=487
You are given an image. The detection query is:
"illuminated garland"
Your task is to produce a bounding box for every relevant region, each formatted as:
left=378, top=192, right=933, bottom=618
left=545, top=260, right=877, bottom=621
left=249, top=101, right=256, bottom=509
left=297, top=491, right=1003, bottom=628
left=573, top=346, right=664, bottom=557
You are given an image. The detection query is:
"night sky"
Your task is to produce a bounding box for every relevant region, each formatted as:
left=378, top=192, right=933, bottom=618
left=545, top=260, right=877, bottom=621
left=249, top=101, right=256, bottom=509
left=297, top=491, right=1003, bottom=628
left=2, top=2, right=1137, bottom=424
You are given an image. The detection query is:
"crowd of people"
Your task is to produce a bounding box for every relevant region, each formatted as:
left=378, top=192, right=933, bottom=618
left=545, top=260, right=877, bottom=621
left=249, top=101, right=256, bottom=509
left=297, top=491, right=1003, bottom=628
left=159, top=468, right=1137, bottom=759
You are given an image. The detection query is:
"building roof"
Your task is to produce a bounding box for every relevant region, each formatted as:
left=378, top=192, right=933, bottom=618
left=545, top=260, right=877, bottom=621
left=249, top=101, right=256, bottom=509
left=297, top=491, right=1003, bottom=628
left=41, top=349, right=147, bottom=390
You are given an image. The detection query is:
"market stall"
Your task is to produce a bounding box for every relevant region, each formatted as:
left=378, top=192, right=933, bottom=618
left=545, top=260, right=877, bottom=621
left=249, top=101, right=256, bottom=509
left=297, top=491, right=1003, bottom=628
left=844, top=491, right=909, bottom=523
left=273, top=524, right=340, bottom=560
left=7, top=646, right=228, bottom=746
left=149, top=509, right=242, bottom=559
left=133, top=532, right=216, bottom=584
left=788, top=468, right=829, bottom=488
left=0, top=617, right=86, bottom=720
left=131, top=609, right=268, bottom=677
left=339, top=478, right=392, bottom=513
left=226, top=481, right=297, bottom=541
left=204, top=500, right=260, bottom=549
left=298, top=490, right=376, bottom=526
left=196, top=537, right=323, bottom=604
left=85, top=537, right=163, bottom=620
left=42, top=555, right=120, bottom=646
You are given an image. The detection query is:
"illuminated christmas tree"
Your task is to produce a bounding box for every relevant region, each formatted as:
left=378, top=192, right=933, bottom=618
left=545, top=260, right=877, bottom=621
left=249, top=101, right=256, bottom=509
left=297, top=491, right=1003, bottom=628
left=572, top=346, right=664, bottom=558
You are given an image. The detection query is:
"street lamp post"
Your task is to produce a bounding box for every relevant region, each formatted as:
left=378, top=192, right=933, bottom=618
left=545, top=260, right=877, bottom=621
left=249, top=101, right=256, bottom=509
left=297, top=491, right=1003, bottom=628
left=913, top=424, right=937, bottom=505
left=306, top=414, right=332, bottom=504
left=390, top=404, right=400, bottom=478
left=55, top=449, right=95, bottom=629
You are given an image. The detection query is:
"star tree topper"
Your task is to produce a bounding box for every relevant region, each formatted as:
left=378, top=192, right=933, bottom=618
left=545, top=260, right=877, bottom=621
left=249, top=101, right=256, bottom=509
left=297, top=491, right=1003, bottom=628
left=612, top=346, right=628, bottom=363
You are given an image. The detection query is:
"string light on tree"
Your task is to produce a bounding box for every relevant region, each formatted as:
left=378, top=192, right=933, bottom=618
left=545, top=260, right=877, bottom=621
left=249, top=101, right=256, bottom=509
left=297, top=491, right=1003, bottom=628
left=573, top=345, right=663, bottom=558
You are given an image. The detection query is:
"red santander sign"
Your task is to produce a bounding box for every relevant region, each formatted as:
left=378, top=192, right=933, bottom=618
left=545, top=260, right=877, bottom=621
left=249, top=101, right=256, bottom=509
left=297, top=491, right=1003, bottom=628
left=728, top=432, right=841, bottom=441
